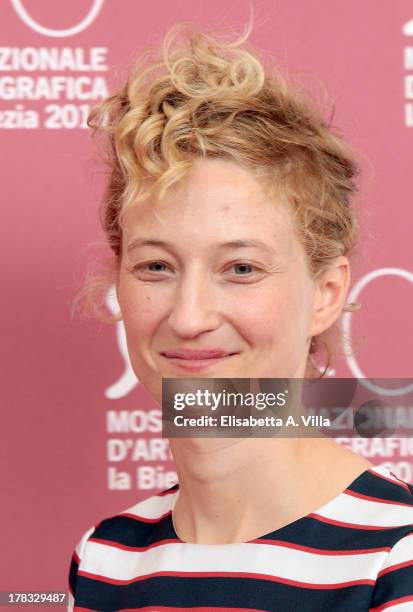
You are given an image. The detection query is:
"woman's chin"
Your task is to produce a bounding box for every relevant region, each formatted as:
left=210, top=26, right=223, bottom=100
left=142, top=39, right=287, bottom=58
left=171, top=437, right=246, bottom=453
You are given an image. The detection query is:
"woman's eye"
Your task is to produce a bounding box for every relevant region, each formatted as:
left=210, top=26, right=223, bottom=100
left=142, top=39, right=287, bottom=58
left=226, top=263, right=263, bottom=281
left=145, top=261, right=168, bottom=272
left=232, top=263, right=254, bottom=275
left=131, top=261, right=171, bottom=277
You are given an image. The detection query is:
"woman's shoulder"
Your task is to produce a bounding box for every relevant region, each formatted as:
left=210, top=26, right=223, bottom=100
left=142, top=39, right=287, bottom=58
left=362, top=469, right=413, bottom=610
left=342, top=464, right=413, bottom=514
left=82, top=481, right=179, bottom=546
left=332, top=463, right=413, bottom=503
left=68, top=482, right=179, bottom=604
left=315, top=464, right=413, bottom=538
left=70, top=482, right=179, bottom=566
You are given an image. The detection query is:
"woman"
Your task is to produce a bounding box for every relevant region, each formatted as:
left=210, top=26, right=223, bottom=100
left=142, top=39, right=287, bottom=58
left=68, top=23, right=413, bottom=612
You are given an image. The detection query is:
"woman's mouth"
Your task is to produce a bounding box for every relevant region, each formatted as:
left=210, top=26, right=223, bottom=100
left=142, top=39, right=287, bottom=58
left=160, top=350, right=238, bottom=372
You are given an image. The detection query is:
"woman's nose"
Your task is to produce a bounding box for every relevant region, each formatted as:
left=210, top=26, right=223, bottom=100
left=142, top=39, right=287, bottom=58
left=167, top=272, right=222, bottom=338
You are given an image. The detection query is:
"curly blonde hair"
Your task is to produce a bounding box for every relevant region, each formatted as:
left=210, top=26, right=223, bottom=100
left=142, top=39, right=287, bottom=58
left=75, top=22, right=362, bottom=379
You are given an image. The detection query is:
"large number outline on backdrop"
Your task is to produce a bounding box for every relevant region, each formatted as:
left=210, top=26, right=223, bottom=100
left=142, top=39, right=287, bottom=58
left=10, top=0, right=105, bottom=38
left=104, top=267, right=413, bottom=399
left=104, top=289, right=138, bottom=400
left=343, top=267, right=413, bottom=396
left=403, top=19, right=413, bottom=36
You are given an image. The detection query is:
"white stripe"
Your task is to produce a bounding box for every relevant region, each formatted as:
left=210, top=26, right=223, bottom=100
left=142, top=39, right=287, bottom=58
left=121, top=490, right=177, bottom=519
left=315, top=492, right=413, bottom=528
left=75, top=525, right=96, bottom=559
left=380, top=532, right=413, bottom=571
left=81, top=539, right=387, bottom=585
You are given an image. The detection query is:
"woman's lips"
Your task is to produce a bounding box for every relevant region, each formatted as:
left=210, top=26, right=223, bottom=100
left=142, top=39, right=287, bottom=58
left=161, top=353, right=237, bottom=372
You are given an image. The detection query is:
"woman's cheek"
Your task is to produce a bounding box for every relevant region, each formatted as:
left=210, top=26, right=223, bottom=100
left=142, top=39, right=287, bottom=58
left=235, top=289, right=285, bottom=328
left=121, top=285, right=159, bottom=320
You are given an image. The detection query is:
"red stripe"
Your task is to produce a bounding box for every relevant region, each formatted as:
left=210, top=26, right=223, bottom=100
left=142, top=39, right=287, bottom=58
left=115, top=608, right=267, bottom=611
left=372, top=470, right=411, bottom=493
left=78, top=568, right=375, bottom=590
left=344, top=488, right=413, bottom=508
left=157, top=487, right=179, bottom=497
left=370, top=594, right=413, bottom=611
left=117, top=510, right=172, bottom=523
left=377, top=558, right=413, bottom=578
left=88, top=536, right=181, bottom=551
left=73, top=550, right=80, bottom=564
left=308, top=512, right=403, bottom=531
left=242, top=538, right=390, bottom=555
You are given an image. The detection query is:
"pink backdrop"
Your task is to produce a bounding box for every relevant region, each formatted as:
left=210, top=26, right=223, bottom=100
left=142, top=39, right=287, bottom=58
left=1, top=0, right=413, bottom=597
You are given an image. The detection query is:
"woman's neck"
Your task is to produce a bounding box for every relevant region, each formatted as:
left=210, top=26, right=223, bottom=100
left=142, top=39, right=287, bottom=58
left=169, top=436, right=370, bottom=545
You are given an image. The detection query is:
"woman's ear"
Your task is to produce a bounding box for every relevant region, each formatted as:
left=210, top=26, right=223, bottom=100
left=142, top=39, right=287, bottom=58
left=309, top=256, right=351, bottom=337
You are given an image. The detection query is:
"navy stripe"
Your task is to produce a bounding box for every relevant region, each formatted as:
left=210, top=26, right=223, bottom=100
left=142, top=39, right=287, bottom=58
left=74, top=574, right=373, bottom=612
left=259, top=517, right=413, bottom=550
left=92, top=513, right=177, bottom=547
left=370, top=564, right=413, bottom=609
left=348, top=470, right=413, bottom=504
left=69, top=553, right=79, bottom=595
left=91, top=512, right=412, bottom=552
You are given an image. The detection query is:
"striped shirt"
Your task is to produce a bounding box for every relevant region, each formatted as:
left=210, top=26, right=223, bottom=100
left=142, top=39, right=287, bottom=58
left=68, top=465, right=413, bottom=611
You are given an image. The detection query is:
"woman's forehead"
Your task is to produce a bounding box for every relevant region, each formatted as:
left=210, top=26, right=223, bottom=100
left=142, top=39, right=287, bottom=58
left=122, top=158, right=294, bottom=232
left=122, top=200, right=295, bottom=256
left=121, top=204, right=299, bottom=264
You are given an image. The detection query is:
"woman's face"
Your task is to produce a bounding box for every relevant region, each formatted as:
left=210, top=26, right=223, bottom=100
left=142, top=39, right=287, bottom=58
left=117, top=158, right=327, bottom=403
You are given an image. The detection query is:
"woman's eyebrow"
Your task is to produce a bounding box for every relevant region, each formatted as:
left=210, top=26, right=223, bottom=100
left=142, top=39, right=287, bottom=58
left=218, top=239, right=275, bottom=254
left=127, top=238, right=276, bottom=254
left=127, top=238, right=172, bottom=253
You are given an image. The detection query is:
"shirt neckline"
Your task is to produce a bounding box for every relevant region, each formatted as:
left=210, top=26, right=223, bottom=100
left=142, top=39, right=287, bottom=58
left=168, top=465, right=390, bottom=546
